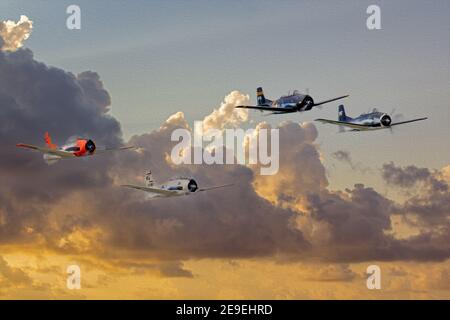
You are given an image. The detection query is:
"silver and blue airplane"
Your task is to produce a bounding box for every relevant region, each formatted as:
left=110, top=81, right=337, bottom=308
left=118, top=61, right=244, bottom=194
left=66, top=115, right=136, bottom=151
left=315, top=105, right=428, bottom=131
left=235, top=87, right=349, bottom=114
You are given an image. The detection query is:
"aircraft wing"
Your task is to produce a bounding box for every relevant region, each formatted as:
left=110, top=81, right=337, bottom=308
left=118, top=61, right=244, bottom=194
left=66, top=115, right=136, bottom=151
left=235, top=105, right=295, bottom=113
left=95, top=146, right=135, bottom=155
left=315, top=119, right=371, bottom=131
left=198, top=184, right=234, bottom=192
left=121, top=184, right=178, bottom=196
left=391, top=117, right=428, bottom=127
left=16, top=144, right=75, bottom=157
left=314, top=95, right=349, bottom=106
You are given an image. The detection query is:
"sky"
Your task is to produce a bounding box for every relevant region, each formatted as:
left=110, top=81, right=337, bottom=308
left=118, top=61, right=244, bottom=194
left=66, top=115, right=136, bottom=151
left=0, top=0, right=449, bottom=299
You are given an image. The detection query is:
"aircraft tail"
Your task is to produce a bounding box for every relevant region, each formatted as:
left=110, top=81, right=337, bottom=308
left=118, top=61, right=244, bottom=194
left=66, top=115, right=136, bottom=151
left=44, top=132, right=57, bottom=149
left=145, top=171, right=155, bottom=187
left=256, top=87, right=272, bottom=106
left=338, top=105, right=352, bottom=121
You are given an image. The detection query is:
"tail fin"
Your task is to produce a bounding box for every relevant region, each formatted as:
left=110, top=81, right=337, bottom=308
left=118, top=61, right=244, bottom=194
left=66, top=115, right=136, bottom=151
left=256, top=87, right=272, bottom=106
left=44, top=132, right=57, bottom=149
left=338, top=105, right=351, bottom=121
left=145, top=171, right=155, bottom=187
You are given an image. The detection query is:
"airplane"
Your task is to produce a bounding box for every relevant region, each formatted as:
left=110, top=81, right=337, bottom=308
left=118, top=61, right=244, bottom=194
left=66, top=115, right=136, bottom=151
left=122, top=171, right=233, bottom=198
left=235, top=87, right=349, bottom=114
left=16, top=132, right=135, bottom=164
left=315, top=105, right=428, bottom=131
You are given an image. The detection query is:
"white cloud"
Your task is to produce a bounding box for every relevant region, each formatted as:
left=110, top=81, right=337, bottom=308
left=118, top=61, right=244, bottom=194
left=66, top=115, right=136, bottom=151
left=202, top=91, right=249, bottom=132
left=0, top=15, right=33, bottom=51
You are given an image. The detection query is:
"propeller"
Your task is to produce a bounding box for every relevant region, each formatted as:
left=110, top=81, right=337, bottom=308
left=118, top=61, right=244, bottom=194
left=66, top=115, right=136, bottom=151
left=388, top=108, right=404, bottom=134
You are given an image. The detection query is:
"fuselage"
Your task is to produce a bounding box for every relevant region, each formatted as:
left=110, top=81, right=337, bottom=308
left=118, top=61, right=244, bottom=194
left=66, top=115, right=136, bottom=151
left=43, top=139, right=96, bottom=162
left=61, top=139, right=97, bottom=156
left=346, top=110, right=392, bottom=128
left=150, top=178, right=199, bottom=198
left=267, top=91, right=314, bottom=111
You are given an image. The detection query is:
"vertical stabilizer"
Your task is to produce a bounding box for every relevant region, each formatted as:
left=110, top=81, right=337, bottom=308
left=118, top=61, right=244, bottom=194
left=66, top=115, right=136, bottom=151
left=44, top=132, right=57, bottom=149
left=256, top=87, right=272, bottom=106
left=338, top=105, right=352, bottom=121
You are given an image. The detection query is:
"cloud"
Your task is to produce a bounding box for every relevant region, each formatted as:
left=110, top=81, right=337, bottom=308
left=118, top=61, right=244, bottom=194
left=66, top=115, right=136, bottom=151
left=0, top=43, right=124, bottom=246
left=332, top=150, right=353, bottom=165
left=201, top=91, right=249, bottom=131
left=0, top=16, right=33, bottom=51
left=332, top=150, right=372, bottom=173
left=0, top=256, right=33, bottom=287
left=305, top=264, right=357, bottom=282
left=159, top=262, right=194, bottom=278
left=382, top=162, right=432, bottom=188
left=0, top=29, right=448, bottom=280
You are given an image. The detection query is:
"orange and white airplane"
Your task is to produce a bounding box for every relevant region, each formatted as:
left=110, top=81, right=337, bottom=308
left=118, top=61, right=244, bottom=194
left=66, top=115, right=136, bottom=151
left=17, top=132, right=134, bottom=164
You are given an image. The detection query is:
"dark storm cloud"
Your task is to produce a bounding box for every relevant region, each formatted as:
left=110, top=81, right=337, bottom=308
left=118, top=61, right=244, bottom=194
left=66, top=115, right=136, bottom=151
left=388, top=164, right=450, bottom=229
left=382, top=162, right=432, bottom=188
left=0, top=47, right=124, bottom=245
left=70, top=117, right=311, bottom=259
left=381, top=163, right=449, bottom=239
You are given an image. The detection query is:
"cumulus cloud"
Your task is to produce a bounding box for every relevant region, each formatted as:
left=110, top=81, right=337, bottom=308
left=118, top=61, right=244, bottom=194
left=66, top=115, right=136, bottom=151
left=393, top=164, right=449, bottom=230
left=0, top=16, right=33, bottom=51
left=201, top=91, right=249, bottom=131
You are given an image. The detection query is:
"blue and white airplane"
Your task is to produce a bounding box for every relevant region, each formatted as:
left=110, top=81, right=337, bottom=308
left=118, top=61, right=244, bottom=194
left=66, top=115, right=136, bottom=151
left=315, top=105, right=427, bottom=131
left=236, top=87, right=349, bottom=114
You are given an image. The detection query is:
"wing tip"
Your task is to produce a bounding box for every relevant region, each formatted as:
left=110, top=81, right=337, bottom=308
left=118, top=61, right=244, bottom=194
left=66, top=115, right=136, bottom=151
left=16, top=143, right=33, bottom=149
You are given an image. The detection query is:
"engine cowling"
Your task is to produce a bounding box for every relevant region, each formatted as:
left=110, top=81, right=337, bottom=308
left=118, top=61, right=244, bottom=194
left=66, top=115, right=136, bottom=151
left=300, top=96, right=315, bottom=111
left=188, top=179, right=198, bottom=192
left=380, top=114, right=392, bottom=127
left=85, top=140, right=96, bottom=154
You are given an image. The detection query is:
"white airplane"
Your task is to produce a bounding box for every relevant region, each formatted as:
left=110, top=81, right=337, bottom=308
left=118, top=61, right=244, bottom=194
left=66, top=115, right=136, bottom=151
left=122, top=171, right=233, bottom=198
left=17, top=132, right=134, bottom=164
left=315, top=105, right=427, bottom=131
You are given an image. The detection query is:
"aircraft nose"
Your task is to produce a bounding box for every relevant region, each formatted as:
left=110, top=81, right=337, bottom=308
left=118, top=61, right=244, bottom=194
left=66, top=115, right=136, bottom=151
left=86, top=140, right=96, bottom=154
left=380, top=114, right=392, bottom=126
left=188, top=179, right=198, bottom=192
